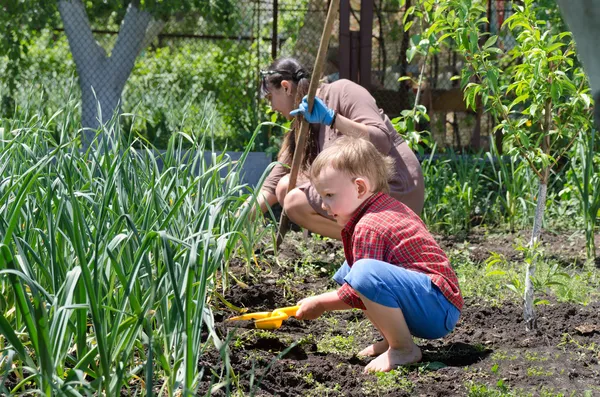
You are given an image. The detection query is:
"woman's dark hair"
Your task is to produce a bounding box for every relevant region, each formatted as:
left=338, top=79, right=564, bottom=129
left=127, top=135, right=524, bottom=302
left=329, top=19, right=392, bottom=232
left=263, top=57, right=319, bottom=171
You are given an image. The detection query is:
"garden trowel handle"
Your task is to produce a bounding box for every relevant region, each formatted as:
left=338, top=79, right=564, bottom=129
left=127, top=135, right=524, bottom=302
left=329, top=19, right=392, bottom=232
left=277, top=305, right=300, bottom=317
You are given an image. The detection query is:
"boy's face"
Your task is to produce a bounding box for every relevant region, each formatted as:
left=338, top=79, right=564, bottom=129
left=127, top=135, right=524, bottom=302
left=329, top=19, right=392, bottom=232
left=313, top=166, right=371, bottom=227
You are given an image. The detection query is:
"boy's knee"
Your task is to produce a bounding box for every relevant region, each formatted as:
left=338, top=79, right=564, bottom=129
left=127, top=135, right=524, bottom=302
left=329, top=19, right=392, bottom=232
left=352, top=259, right=383, bottom=278
left=346, top=259, right=381, bottom=291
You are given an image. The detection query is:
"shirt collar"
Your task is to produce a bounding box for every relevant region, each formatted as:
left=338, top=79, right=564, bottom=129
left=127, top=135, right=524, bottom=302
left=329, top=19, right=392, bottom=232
left=341, top=192, right=386, bottom=237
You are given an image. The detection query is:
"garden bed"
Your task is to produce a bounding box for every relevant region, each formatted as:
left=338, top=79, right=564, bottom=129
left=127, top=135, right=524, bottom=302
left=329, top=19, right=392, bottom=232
left=205, top=230, right=600, bottom=396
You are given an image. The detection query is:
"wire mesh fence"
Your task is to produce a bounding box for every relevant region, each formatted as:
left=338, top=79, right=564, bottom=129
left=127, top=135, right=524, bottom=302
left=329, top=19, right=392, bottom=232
left=0, top=0, right=516, bottom=151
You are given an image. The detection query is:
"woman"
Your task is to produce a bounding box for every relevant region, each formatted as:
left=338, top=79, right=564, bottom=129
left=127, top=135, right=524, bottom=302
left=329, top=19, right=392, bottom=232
left=254, top=57, right=424, bottom=240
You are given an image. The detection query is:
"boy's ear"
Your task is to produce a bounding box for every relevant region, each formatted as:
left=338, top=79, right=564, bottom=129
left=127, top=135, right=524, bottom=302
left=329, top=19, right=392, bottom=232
left=355, top=177, right=370, bottom=198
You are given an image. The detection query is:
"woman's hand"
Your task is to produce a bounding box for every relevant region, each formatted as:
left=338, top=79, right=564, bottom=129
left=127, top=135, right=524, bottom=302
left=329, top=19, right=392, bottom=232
left=290, top=96, right=335, bottom=126
left=295, top=295, right=326, bottom=320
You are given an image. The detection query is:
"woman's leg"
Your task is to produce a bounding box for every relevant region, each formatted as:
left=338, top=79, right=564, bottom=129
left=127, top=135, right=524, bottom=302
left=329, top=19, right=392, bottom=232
left=276, top=176, right=342, bottom=239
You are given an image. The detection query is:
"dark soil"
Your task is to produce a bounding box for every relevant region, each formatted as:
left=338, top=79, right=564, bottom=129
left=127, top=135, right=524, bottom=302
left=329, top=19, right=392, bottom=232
left=203, top=230, right=600, bottom=396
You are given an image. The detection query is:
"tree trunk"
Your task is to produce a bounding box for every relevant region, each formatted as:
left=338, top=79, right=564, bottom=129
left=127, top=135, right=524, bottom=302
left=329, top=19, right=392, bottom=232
left=523, top=171, right=547, bottom=331
left=523, top=98, right=552, bottom=332
left=58, top=0, right=163, bottom=148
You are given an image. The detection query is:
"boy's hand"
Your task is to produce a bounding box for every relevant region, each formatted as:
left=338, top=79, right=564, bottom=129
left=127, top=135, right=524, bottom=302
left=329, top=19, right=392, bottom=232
left=295, top=296, right=326, bottom=320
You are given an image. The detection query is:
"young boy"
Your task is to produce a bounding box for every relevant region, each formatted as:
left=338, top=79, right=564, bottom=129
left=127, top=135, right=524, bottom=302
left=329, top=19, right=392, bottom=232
left=295, top=137, right=463, bottom=373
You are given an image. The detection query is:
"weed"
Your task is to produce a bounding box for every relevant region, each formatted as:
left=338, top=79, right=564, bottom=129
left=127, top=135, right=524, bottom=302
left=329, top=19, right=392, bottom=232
left=297, top=334, right=316, bottom=347
left=303, top=372, right=315, bottom=385
left=524, top=352, right=549, bottom=362
left=465, top=380, right=513, bottom=396
left=559, top=333, right=599, bottom=356
left=254, top=329, right=279, bottom=340
left=491, top=350, right=518, bottom=361
left=362, top=368, right=414, bottom=395
left=474, top=343, right=489, bottom=353
left=450, top=247, right=520, bottom=304
left=453, top=244, right=600, bottom=305
left=302, top=372, right=345, bottom=396
left=526, top=366, right=553, bottom=377
left=317, top=334, right=357, bottom=356
left=275, top=275, right=296, bottom=300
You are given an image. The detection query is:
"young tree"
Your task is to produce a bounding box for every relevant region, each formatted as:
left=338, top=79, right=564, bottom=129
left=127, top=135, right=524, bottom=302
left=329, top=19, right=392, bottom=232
left=412, top=0, right=591, bottom=330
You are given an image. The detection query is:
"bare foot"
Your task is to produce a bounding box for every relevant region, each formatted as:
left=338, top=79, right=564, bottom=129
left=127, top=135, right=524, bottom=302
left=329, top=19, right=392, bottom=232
left=358, top=339, right=389, bottom=357
left=363, top=346, right=422, bottom=373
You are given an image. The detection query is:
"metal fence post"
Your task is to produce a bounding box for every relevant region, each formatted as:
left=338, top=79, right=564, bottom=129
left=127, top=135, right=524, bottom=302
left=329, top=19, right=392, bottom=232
left=359, top=0, right=373, bottom=90
left=339, top=0, right=350, bottom=80
left=272, top=0, right=278, bottom=60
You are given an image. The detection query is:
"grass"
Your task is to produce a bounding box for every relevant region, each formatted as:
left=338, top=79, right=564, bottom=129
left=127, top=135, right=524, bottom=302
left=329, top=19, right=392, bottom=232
left=447, top=242, right=600, bottom=306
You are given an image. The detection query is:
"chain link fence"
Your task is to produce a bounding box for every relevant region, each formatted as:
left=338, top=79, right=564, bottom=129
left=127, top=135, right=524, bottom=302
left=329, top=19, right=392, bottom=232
left=1, top=0, right=515, bottom=151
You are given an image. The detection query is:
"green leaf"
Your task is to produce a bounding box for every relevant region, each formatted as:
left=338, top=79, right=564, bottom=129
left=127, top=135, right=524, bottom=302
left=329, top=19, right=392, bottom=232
left=505, top=284, right=520, bottom=294
left=487, top=69, right=498, bottom=94
left=0, top=313, right=30, bottom=365
left=437, top=33, right=453, bottom=43
left=483, top=35, right=498, bottom=49
left=581, top=93, right=592, bottom=108
left=518, top=130, right=531, bottom=147
left=469, top=31, right=479, bottom=53
left=546, top=42, right=565, bottom=54
left=407, top=46, right=417, bottom=63
left=424, top=361, right=447, bottom=371
left=486, top=47, right=504, bottom=55
left=510, top=94, right=529, bottom=109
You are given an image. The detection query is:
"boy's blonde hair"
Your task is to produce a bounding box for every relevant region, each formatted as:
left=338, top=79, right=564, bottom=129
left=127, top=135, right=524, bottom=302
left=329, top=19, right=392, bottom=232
left=310, top=137, right=395, bottom=194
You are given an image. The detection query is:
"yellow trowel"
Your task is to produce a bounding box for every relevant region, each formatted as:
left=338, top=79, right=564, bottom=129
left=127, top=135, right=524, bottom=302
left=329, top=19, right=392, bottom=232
left=226, top=305, right=300, bottom=329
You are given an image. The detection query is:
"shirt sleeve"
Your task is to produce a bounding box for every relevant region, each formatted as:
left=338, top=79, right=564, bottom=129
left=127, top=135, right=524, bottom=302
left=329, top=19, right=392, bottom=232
left=338, top=81, right=392, bottom=154
left=336, top=225, right=389, bottom=310
left=337, top=283, right=366, bottom=310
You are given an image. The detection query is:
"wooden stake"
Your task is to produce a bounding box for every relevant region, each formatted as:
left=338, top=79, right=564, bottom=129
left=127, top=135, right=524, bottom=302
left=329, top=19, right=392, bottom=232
left=276, top=0, right=340, bottom=249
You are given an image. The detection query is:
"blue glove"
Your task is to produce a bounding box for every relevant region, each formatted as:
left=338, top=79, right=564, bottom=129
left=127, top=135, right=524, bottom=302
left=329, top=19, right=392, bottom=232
left=289, top=95, right=335, bottom=126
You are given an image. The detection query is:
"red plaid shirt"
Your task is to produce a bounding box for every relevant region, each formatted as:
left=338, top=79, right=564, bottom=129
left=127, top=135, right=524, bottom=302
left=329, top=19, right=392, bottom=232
left=338, top=192, right=463, bottom=311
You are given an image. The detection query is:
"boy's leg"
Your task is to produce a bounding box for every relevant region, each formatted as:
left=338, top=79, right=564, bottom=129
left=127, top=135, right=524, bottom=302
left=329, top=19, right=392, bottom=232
left=342, top=258, right=460, bottom=371
left=335, top=262, right=390, bottom=357
left=356, top=291, right=422, bottom=372
left=344, top=259, right=459, bottom=340
left=358, top=311, right=389, bottom=357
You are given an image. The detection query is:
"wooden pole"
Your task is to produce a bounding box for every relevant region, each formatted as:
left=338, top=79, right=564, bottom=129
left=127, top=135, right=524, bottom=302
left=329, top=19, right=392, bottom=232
left=276, top=0, right=340, bottom=249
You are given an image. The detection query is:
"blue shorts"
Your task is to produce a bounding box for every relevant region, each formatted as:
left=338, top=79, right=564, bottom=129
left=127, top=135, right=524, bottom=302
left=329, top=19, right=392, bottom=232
left=333, top=259, right=460, bottom=340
